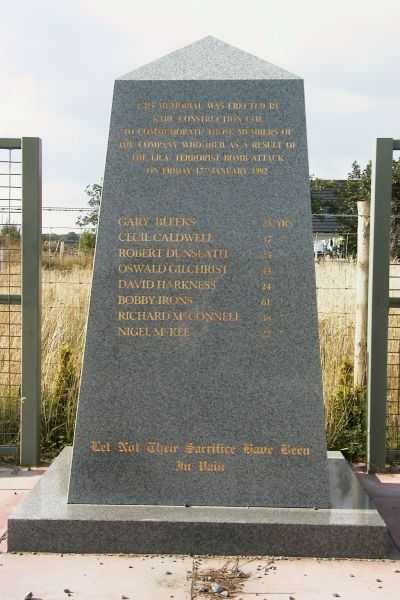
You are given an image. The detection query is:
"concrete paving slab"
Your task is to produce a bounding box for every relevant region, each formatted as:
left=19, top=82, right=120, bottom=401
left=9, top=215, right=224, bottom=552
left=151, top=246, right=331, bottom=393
left=0, top=490, right=26, bottom=535
left=192, top=556, right=400, bottom=599
left=1, top=460, right=400, bottom=599
left=375, top=473, right=400, bottom=486
left=0, top=465, right=45, bottom=549
left=0, top=553, right=192, bottom=600
left=356, top=471, right=400, bottom=498
left=0, top=553, right=399, bottom=600
left=0, top=466, right=47, bottom=490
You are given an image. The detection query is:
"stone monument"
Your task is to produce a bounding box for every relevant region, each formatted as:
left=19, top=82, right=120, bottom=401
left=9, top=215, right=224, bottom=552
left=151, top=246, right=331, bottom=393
left=8, top=37, right=392, bottom=557
left=68, top=35, right=329, bottom=508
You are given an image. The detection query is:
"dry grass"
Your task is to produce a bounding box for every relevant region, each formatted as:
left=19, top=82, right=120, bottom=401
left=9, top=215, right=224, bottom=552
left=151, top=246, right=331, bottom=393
left=0, top=252, right=92, bottom=453
left=37, top=258, right=360, bottom=455
left=0, top=241, right=22, bottom=445
left=41, top=267, right=91, bottom=452
left=315, top=258, right=356, bottom=319
left=315, top=260, right=356, bottom=444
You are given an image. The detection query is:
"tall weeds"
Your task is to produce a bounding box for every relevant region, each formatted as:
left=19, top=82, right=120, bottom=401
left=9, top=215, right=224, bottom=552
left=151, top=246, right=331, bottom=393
left=40, top=267, right=90, bottom=456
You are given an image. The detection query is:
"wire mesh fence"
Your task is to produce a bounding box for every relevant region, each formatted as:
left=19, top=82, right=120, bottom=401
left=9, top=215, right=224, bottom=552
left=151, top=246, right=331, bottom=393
left=388, top=260, right=400, bottom=460
left=0, top=148, right=22, bottom=450
left=0, top=188, right=399, bottom=462
left=36, top=210, right=360, bottom=453
left=39, top=210, right=400, bottom=462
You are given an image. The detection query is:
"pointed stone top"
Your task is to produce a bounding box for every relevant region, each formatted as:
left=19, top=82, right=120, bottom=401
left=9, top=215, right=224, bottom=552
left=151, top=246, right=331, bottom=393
left=119, top=36, right=300, bottom=81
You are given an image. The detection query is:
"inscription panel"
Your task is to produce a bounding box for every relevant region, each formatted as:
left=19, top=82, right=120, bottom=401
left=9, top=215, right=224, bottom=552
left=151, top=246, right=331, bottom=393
left=68, top=77, right=329, bottom=507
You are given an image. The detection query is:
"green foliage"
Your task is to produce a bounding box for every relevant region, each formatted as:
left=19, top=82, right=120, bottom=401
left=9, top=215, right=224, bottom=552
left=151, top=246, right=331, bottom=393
left=335, top=161, right=369, bottom=256
left=53, top=344, right=76, bottom=401
left=1, top=222, right=21, bottom=240
left=339, top=161, right=372, bottom=210
left=326, top=359, right=367, bottom=461
left=310, top=177, right=338, bottom=213
left=41, top=343, right=78, bottom=457
left=76, top=182, right=102, bottom=229
left=311, top=158, right=400, bottom=258
left=79, top=230, right=96, bottom=254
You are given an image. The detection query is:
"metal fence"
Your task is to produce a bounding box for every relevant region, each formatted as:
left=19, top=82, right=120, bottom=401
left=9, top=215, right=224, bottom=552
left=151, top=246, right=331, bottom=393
left=1, top=166, right=400, bottom=467
left=0, top=138, right=41, bottom=465
left=367, top=137, right=400, bottom=471
left=387, top=303, right=400, bottom=461
left=0, top=146, right=22, bottom=458
left=387, top=225, right=400, bottom=461
left=38, top=207, right=400, bottom=466
left=0, top=194, right=366, bottom=464
left=36, top=209, right=359, bottom=451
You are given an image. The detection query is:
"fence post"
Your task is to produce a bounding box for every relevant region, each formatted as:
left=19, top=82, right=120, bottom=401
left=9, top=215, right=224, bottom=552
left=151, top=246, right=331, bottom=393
left=20, top=138, right=42, bottom=466
left=367, top=138, right=393, bottom=473
left=354, top=200, right=370, bottom=388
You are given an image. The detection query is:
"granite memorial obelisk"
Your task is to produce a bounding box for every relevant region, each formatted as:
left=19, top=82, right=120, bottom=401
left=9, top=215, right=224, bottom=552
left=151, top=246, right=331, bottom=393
left=68, top=36, right=330, bottom=507
left=8, top=38, right=390, bottom=557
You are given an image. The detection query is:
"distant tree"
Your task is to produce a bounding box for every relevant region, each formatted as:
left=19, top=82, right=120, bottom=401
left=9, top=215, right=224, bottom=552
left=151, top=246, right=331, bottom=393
left=63, top=231, right=80, bottom=244
left=338, top=160, right=400, bottom=258
left=76, top=182, right=102, bottom=230
left=79, top=230, right=96, bottom=254
left=311, top=159, right=400, bottom=258
left=310, top=176, right=339, bottom=214
left=1, top=222, right=21, bottom=240
left=339, top=161, right=372, bottom=210
left=336, top=161, right=368, bottom=257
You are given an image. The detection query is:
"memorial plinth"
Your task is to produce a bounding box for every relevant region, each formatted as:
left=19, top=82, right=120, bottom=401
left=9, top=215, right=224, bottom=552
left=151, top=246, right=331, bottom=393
left=8, top=37, right=392, bottom=557
left=8, top=448, right=393, bottom=557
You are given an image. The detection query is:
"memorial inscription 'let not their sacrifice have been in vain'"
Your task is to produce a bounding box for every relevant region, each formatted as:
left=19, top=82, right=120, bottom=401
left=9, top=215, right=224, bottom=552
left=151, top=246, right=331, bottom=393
left=68, top=37, right=330, bottom=508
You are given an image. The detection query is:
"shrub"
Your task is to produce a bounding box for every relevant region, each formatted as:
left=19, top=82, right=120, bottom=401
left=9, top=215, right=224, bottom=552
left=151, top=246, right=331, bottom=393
left=326, top=359, right=367, bottom=461
left=41, top=342, right=80, bottom=457
left=79, top=231, right=96, bottom=254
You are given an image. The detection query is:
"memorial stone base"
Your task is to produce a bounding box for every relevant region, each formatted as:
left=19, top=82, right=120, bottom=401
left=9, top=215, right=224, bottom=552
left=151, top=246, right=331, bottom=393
left=8, top=447, right=394, bottom=558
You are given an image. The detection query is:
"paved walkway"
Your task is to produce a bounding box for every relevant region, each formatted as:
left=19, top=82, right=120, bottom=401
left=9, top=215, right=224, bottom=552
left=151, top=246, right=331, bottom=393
left=0, top=463, right=399, bottom=599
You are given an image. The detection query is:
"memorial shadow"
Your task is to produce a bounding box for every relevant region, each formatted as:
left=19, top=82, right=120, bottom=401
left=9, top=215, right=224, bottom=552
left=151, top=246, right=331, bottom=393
left=355, top=468, right=400, bottom=552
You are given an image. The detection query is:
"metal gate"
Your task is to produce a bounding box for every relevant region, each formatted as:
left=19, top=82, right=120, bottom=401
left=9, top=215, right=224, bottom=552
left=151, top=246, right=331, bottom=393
left=0, top=138, right=41, bottom=466
left=368, top=137, right=400, bottom=471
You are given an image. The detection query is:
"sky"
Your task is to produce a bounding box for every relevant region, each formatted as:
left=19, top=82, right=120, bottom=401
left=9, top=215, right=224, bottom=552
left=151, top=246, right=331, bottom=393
left=1, top=0, right=399, bottom=229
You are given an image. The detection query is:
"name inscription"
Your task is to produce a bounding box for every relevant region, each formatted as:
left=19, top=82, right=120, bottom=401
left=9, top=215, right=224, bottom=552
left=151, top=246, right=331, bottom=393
left=115, top=212, right=295, bottom=340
